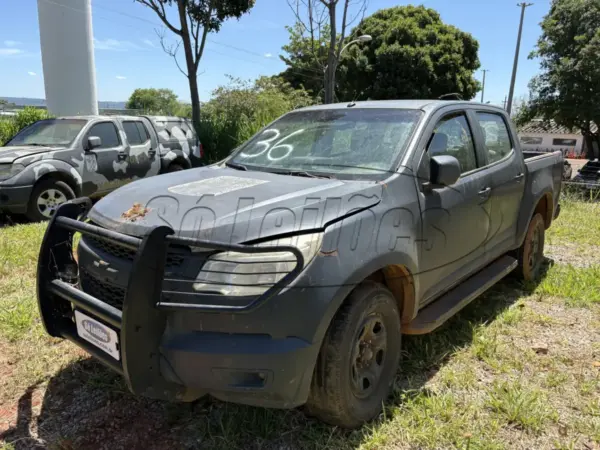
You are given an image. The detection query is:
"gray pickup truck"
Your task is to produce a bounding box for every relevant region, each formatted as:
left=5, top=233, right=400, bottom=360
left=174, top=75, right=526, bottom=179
left=37, top=100, right=563, bottom=428
left=0, top=114, right=202, bottom=221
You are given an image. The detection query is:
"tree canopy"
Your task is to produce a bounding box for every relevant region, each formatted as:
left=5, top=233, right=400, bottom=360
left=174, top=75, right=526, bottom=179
left=279, top=5, right=481, bottom=102
left=517, top=0, right=600, bottom=156
left=125, top=88, right=180, bottom=114
left=347, top=6, right=481, bottom=100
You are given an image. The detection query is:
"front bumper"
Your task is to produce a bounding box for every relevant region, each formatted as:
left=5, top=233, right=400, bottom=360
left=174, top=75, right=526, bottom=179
left=0, top=184, right=33, bottom=214
left=36, top=198, right=321, bottom=408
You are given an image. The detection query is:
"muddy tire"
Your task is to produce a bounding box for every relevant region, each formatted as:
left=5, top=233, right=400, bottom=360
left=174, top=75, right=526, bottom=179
left=516, top=213, right=546, bottom=281
left=306, top=282, right=401, bottom=429
left=26, top=179, right=75, bottom=222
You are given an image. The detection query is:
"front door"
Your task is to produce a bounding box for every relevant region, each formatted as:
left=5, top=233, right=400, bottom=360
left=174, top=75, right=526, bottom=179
left=119, top=119, right=160, bottom=180
left=417, top=111, right=493, bottom=303
left=82, top=121, right=128, bottom=196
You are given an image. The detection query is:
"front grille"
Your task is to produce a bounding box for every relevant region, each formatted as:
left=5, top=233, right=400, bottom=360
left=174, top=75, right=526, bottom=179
left=84, top=235, right=188, bottom=268
left=85, top=236, right=136, bottom=260
left=79, top=267, right=126, bottom=310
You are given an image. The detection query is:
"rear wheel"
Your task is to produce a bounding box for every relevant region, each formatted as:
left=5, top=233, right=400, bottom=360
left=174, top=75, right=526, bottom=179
left=306, top=282, right=401, bottom=428
left=516, top=213, right=546, bottom=281
left=26, top=179, right=75, bottom=222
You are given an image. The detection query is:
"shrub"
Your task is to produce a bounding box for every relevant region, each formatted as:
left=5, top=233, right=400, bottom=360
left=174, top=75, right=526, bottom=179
left=0, top=107, right=52, bottom=145
left=199, top=76, right=314, bottom=162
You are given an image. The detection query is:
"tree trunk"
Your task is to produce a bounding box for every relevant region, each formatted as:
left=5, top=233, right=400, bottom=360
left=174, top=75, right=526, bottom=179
left=177, top=0, right=201, bottom=134
left=324, top=3, right=337, bottom=104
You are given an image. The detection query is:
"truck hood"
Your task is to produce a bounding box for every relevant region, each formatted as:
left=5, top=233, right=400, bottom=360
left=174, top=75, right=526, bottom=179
left=0, top=145, right=54, bottom=164
left=88, top=166, right=383, bottom=243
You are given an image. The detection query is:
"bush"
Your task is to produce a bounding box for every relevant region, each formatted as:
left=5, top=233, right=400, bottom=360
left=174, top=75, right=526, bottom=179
left=0, top=107, right=52, bottom=145
left=199, top=76, right=314, bottom=162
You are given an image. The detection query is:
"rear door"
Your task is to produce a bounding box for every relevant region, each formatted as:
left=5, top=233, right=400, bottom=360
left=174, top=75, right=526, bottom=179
left=120, top=119, right=161, bottom=179
left=417, top=109, right=493, bottom=303
left=82, top=121, right=127, bottom=196
left=470, top=110, right=526, bottom=258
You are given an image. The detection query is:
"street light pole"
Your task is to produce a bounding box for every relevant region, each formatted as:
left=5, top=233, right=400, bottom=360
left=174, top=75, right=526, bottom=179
left=323, top=35, right=372, bottom=104
left=507, top=2, right=533, bottom=116
left=480, top=69, right=490, bottom=103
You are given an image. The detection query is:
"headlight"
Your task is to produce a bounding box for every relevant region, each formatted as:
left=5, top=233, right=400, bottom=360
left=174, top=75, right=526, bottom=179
left=0, top=164, right=25, bottom=181
left=192, top=232, right=323, bottom=296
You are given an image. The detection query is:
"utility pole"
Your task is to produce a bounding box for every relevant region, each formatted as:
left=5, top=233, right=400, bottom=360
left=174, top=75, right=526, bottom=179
left=503, top=95, right=508, bottom=110
left=507, top=2, right=533, bottom=116
left=480, top=69, right=490, bottom=103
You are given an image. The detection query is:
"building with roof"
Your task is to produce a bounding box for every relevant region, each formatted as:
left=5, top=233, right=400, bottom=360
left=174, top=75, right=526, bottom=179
left=517, top=119, right=598, bottom=159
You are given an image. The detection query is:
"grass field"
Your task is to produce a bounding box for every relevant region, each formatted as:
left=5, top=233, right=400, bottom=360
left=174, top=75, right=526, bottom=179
left=1, top=193, right=600, bottom=449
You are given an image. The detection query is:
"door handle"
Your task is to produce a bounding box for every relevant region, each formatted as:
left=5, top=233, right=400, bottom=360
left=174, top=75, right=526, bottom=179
left=514, top=173, right=524, bottom=180
left=478, top=187, right=491, bottom=196
left=117, top=153, right=127, bottom=161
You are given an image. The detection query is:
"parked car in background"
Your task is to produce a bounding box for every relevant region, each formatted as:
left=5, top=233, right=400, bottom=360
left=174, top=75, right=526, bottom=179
left=37, top=100, right=563, bottom=428
left=0, top=115, right=202, bottom=221
left=572, top=159, right=600, bottom=189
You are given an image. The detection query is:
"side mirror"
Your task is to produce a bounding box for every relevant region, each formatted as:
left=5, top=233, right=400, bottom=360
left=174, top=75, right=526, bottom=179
left=86, top=136, right=101, bottom=150
left=430, top=155, right=461, bottom=186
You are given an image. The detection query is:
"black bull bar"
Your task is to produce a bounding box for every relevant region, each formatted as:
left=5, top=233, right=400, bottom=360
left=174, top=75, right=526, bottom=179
left=36, top=198, right=304, bottom=400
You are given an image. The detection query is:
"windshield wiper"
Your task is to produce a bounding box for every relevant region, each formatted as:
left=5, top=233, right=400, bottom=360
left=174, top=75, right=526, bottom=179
left=286, top=170, right=334, bottom=179
left=225, top=162, right=247, bottom=171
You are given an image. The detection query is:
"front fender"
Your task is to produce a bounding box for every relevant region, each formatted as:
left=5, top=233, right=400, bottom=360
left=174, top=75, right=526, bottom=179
left=310, top=207, right=419, bottom=344
left=2, top=159, right=82, bottom=192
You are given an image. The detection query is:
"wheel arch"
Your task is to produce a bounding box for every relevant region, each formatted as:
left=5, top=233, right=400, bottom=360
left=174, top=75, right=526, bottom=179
left=34, top=170, right=81, bottom=197
left=533, top=191, right=554, bottom=229
left=317, top=258, right=418, bottom=345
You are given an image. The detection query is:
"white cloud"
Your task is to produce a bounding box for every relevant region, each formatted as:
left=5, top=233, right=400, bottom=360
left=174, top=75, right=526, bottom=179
left=0, top=48, right=23, bottom=56
left=4, top=40, right=21, bottom=47
left=28, top=71, right=36, bottom=76
left=142, top=39, right=157, bottom=48
left=94, top=38, right=142, bottom=51
left=115, top=75, right=126, bottom=80
left=264, top=53, right=273, bottom=58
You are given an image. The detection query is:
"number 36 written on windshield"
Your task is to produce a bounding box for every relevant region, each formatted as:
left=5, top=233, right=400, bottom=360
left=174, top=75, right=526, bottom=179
left=240, top=128, right=306, bottom=161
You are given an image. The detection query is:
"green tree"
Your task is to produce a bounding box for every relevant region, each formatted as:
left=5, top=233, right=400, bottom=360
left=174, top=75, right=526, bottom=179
left=517, top=0, right=600, bottom=158
left=278, top=22, right=330, bottom=101
left=284, top=0, right=368, bottom=104
left=135, top=0, right=256, bottom=134
left=199, top=75, right=314, bottom=161
left=126, top=88, right=180, bottom=114
left=344, top=6, right=481, bottom=101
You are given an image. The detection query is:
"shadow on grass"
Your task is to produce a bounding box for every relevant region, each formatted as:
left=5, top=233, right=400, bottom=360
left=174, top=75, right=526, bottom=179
left=0, top=268, right=550, bottom=450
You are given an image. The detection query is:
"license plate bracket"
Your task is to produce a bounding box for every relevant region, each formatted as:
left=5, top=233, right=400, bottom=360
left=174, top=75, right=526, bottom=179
left=75, top=310, right=120, bottom=360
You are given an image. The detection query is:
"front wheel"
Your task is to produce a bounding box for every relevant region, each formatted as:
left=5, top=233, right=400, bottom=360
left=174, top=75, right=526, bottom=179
left=26, top=179, right=75, bottom=222
left=306, top=282, right=401, bottom=428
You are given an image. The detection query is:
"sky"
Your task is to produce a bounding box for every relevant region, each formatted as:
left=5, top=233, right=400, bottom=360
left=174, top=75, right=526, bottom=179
left=0, top=0, right=551, bottom=107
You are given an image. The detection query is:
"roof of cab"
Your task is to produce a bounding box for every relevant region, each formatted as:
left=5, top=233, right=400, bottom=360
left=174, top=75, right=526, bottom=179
left=294, top=99, right=507, bottom=114
left=54, top=115, right=190, bottom=121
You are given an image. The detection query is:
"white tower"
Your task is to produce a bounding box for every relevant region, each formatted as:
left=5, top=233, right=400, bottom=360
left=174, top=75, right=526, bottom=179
left=37, top=0, right=98, bottom=116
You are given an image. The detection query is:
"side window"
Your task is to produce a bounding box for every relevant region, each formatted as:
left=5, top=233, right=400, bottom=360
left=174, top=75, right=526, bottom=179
left=427, top=113, right=477, bottom=174
left=122, top=121, right=142, bottom=145
left=135, top=122, right=150, bottom=142
left=88, top=122, right=120, bottom=148
left=475, top=112, right=513, bottom=164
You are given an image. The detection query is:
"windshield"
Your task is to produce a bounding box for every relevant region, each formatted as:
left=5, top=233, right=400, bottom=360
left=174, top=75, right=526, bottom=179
left=230, top=108, right=422, bottom=179
left=7, top=119, right=87, bottom=147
